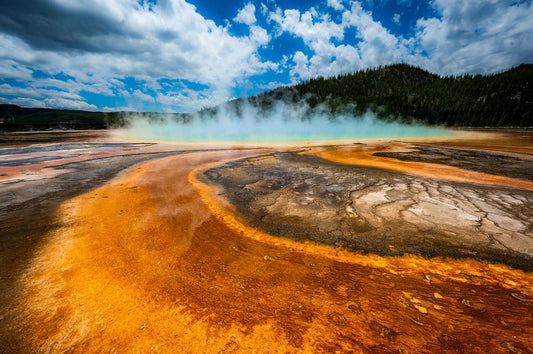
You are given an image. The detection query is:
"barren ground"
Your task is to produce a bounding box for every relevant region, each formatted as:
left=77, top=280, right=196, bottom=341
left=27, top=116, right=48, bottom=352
left=1, top=130, right=532, bottom=352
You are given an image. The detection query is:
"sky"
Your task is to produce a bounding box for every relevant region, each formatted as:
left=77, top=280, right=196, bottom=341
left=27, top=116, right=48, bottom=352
left=0, top=0, right=532, bottom=113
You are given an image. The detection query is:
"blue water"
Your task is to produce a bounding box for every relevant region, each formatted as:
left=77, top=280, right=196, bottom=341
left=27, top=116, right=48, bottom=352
left=124, top=110, right=453, bottom=143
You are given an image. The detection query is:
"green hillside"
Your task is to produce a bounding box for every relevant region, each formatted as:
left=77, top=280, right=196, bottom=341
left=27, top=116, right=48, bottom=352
left=242, top=63, right=533, bottom=127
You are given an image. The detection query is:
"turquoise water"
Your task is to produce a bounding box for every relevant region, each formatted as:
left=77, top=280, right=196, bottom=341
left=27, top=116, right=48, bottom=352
left=124, top=110, right=453, bottom=143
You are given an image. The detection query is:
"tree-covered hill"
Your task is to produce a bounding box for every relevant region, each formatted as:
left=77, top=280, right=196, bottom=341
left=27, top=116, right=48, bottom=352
left=243, top=63, right=532, bottom=127
left=0, top=104, right=126, bottom=132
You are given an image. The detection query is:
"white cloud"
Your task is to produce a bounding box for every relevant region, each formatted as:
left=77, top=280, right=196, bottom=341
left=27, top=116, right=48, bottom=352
left=234, top=3, right=257, bottom=26
left=273, top=0, right=532, bottom=81
left=0, top=0, right=275, bottom=111
left=342, top=2, right=408, bottom=67
left=249, top=25, right=271, bottom=46
left=327, top=0, right=345, bottom=11
left=102, top=105, right=138, bottom=112
left=414, top=0, right=533, bottom=74
left=260, top=2, right=269, bottom=16
left=0, top=60, right=33, bottom=81
left=0, top=83, right=84, bottom=101
left=290, top=51, right=311, bottom=79
left=42, top=98, right=98, bottom=111
left=0, top=95, right=97, bottom=110
left=132, top=89, right=155, bottom=103
left=256, top=80, right=288, bottom=90
left=0, top=97, right=46, bottom=108
left=271, top=2, right=405, bottom=80
left=392, top=13, right=401, bottom=24
left=270, top=8, right=345, bottom=45
left=1, top=0, right=532, bottom=112
left=156, top=86, right=234, bottom=112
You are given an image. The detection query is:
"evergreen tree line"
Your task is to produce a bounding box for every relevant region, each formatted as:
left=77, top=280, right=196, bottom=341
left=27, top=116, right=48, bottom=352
left=244, top=63, right=533, bottom=127
left=0, top=104, right=127, bottom=132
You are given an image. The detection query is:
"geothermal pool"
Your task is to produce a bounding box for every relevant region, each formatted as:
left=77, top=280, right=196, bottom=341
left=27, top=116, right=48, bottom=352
left=1, top=130, right=532, bottom=352
left=121, top=111, right=453, bottom=142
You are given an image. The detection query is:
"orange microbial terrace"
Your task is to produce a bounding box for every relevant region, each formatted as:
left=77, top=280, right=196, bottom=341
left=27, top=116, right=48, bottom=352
left=1, top=131, right=533, bottom=352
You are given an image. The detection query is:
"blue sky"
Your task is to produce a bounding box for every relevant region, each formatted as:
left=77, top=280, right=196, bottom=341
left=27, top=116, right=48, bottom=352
left=0, top=0, right=531, bottom=112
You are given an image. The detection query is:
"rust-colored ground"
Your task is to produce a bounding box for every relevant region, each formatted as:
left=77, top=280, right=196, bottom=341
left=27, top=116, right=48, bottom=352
left=312, top=144, right=533, bottom=190
left=4, top=142, right=533, bottom=352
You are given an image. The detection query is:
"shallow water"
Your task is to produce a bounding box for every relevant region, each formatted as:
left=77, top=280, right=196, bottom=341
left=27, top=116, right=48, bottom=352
left=123, top=113, right=454, bottom=143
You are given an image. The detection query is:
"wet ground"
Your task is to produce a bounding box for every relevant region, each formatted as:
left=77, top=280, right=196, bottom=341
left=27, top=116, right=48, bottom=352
left=1, top=130, right=533, bottom=352
left=375, top=144, right=533, bottom=181
left=0, top=138, right=189, bottom=351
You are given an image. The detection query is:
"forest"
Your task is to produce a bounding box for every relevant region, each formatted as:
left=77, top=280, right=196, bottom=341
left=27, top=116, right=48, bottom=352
left=0, top=104, right=126, bottom=132
left=241, top=63, right=532, bottom=127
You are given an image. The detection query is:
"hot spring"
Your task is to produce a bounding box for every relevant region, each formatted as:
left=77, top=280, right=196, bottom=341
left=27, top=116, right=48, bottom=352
left=119, top=101, right=454, bottom=143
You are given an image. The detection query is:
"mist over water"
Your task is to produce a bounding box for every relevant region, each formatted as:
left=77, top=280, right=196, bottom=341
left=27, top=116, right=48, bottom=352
left=120, top=100, right=452, bottom=143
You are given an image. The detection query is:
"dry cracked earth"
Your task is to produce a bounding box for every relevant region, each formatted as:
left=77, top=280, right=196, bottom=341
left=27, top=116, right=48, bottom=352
left=204, top=149, right=533, bottom=271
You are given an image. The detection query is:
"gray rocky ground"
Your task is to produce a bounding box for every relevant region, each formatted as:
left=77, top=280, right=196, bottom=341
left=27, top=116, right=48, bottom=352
left=204, top=152, right=533, bottom=271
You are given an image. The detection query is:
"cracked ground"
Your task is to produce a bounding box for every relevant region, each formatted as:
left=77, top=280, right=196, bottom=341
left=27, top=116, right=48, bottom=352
left=204, top=149, right=533, bottom=271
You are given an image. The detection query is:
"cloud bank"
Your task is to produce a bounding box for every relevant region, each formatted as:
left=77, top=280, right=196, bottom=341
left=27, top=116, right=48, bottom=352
left=0, top=0, right=531, bottom=112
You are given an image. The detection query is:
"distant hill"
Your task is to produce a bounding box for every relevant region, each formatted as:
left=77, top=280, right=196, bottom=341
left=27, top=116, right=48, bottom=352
left=235, top=63, right=532, bottom=127
left=1, top=63, right=532, bottom=132
left=0, top=105, right=126, bottom=132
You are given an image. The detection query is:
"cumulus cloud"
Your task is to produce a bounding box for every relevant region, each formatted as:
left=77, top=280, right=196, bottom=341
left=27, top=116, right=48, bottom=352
left=270, top=7, right=353, bottom=79
left=249, top=25, right=271, bottom=46
left=270, top=7, right=345, bottom=45
left=0, top=95, right=97, bottom=110
left=0, top=60, right=34, bottom=81
left=0, top=84, right=82, bottom=101
left=272, top=0, right=532, bottom=80
left=42, top=98, right=98, bottom=111
left=132, top=90, right=155, bottom=103
left=414, top=0, right=533, bottom=74
left=155, top=85, right=234, bottom=112
left=327, top=0, right=345, bottom=11
left=0, top=0, right=531, bottom=111
left=0, top=0, right=274, bottom=111
left=344, top=3, right=409, bottom=66
left=0, top=97, right=46, bottom=109
left=393, top=13, right=401, bottom=25
left=234, top=3, right=257, bottom=25
left=271, top=2, right=406, bottom=80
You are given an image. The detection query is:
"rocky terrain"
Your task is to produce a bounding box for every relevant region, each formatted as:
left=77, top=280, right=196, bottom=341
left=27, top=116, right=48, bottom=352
left=204, top=150, right=533, bottom=270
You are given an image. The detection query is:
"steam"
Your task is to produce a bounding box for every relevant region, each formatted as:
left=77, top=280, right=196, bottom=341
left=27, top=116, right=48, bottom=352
left=118, top=99, right=451, bottom=143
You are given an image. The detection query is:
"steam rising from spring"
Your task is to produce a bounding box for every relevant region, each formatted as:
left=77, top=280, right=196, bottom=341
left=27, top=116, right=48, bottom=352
left=120, top=99, right=451, bottom=143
